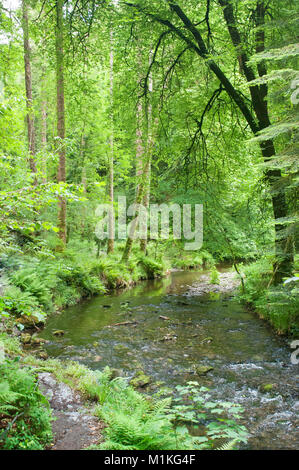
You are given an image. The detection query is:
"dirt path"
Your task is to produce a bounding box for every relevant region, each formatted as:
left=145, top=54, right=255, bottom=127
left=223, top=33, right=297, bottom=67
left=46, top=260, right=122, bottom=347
left=38, top=372, right=104, bottom=450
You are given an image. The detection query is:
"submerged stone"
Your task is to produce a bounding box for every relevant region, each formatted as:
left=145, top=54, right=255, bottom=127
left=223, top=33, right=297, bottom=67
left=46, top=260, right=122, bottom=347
left=53, top=330, right=65, bottom=336
left=109, top=368, right=123, bottom=379
left=31, top=337, right=47, bottom=346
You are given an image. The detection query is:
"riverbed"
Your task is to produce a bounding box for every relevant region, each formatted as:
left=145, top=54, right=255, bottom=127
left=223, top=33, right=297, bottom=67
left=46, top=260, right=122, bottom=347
left=39, top=270, right=299, bottom=450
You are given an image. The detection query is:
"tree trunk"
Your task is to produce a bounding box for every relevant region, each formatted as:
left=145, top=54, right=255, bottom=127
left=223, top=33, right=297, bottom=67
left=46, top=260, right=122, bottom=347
left=41, top=70, right=47, bottom=182
left=22, top=0, right=37, bottom=175
left=55, top=0, right=67, bottom=247
left=122, top=158, right=150, bottom=262
left=107, top=29, right=114, bottom=254
left=140, top=55, right=153, bottom=253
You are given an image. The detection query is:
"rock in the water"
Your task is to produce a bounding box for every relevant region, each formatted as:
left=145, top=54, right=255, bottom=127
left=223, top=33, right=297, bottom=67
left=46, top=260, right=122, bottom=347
left=260, top=383, right=276, bottom=393
left=31, top=337, right=47, bottom=346
left=38, top=350, right=48, bottom=360
left=16, top=315, right=44, bottom=328
left=130, top=370, right=151, bottom=388
left=195, top=365, right=214, bottom=376
left=21, top=333, right=31, bottom=344
left=53, top=330, right=65, bottom=336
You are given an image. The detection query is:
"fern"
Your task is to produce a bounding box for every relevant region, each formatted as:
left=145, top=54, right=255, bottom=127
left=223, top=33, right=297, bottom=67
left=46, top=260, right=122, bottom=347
left=0, top=359, right=52, bottom=450
left=216, top=438, right=239, bottom=450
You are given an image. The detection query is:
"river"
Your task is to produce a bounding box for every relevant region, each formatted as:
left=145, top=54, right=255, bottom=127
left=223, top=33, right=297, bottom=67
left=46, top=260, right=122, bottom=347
left=39, top=270, right=299, bottom=450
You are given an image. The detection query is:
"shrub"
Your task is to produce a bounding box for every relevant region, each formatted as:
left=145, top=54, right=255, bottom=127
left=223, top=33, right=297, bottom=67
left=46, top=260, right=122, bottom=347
left=209, top=267, right=220, bottom=285
left=240, top=258, right=299, bottom=336
left=138, top=256, right=164, bottom=279
left=1, top=286, right=46, bottom=323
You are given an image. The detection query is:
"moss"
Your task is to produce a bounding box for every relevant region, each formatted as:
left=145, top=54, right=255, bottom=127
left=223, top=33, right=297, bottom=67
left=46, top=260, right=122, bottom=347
left=260, top=384, right=275, bottom=393
left=130, top=370, right=151, bottom=389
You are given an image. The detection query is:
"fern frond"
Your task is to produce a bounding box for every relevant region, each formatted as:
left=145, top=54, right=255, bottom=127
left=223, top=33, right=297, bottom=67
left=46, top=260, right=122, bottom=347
left=216, top=438, right=239, bottom=450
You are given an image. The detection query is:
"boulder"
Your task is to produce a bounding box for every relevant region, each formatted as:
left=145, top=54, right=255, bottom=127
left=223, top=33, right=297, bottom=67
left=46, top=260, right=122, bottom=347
left=130, top=370, right=151, bottom=388
left=20, top=333, right=32, bottom=344
left=195, top=365, right=214, bottom=376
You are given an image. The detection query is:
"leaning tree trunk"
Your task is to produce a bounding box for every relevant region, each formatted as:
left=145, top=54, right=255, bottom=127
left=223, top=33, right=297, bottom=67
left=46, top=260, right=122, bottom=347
left=107, top=29, right=114, bottom=254
left=22, top=0, right=37, bottom=176
left=55, top=0, right=67, bottom=247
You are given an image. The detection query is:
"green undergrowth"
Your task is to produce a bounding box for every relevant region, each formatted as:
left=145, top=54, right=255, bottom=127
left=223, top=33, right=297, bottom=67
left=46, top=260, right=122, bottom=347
left=239, top=256, right=299, bottom=336
left=0, top=239, right=167, bottom=327
left=90, top=373, right=248, bottom=450
left=0, top=238, right=216, bottom=328
left=22, top=354, right=248, bottom=450
left=146, top=240, right=216, bottom=270
left=0, top=334, right=52, bottom=450
left=0, top=334, right=248, bottom=450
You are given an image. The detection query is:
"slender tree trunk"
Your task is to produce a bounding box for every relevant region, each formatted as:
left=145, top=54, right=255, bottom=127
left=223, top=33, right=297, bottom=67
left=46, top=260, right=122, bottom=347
left=55, top=0, right=67, bottom=247
left=80, top=132, right=87, bottom=235
left=140, top=54, right=153, bottom=253
left=123, top=50, right=156, bottom=260
left=41, top=70, right=47, bottom=182
left=135, top=98, right=143, bottom=195
left=107, top=29, right=114, bottom=254
left=122, top=52, right=145, bottom=261
left=122, top=158, right=150, bottom=262
left=22, top=0, right=37, bottom=175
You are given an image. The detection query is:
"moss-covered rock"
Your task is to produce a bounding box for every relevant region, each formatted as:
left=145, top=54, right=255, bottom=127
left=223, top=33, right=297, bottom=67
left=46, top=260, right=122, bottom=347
left=53, top=330, right=65, bottom=336
left=38, top=350, right=48, bottom=360
left=130, top=370, right=151, bottom=388
left=31, top=337, right=47, bottom=346
left=260, top=383, right=276, bottom=393
left=20, top=333, right=32, bottom=344
left=195, top=365, right=214, bottom=376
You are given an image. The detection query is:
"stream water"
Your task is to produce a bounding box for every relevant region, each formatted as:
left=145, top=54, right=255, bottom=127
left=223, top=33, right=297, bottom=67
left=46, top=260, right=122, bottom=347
left=39, top=270, right=299, bottom=450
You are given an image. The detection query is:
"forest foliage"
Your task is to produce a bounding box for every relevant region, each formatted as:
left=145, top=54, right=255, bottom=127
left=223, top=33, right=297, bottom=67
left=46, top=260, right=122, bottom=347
left=0, top=0, right=298, bottom=451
